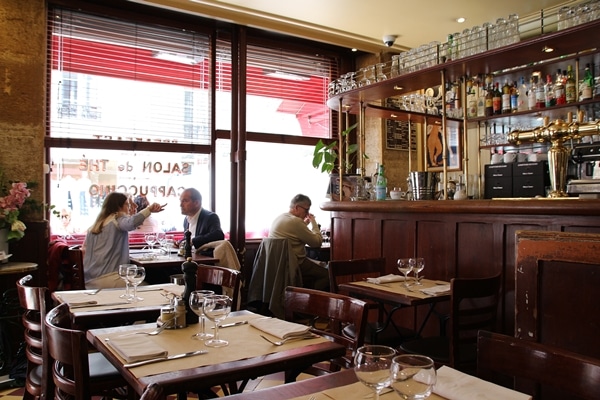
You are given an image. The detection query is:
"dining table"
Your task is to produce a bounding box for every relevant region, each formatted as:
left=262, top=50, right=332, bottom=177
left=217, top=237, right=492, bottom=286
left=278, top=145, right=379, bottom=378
left=225, top=365, right=532, bottom=400
left=52, top=283, right=183, bottom=329
left=129, top=249, right=219, bottom=269
left=338, top=277, right=451, bottom=337
left=86, top=310, right=346, bottom=400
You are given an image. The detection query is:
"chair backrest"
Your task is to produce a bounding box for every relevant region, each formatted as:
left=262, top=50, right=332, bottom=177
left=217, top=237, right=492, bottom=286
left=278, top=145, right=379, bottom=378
left=44, top=303, right=93, bottom=399
left=195, top=264, right=242, bottom=311
left=449, top=273, right=501, bottom=371
left=477, top=330, right=600, bottom=400
left=16, top=274, right=53, bottom=398
left=65, top=247, right=86, bottom=290
left=328, top=257, right=386, bottom=293
left=247, top=238, right=301, bottom=318
left=284, top=286, right=368, bottom=371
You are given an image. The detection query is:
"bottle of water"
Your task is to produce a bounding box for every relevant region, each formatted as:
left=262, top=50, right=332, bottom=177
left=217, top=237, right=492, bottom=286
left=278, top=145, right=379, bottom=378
left=375, top=163, right=388, bottom=201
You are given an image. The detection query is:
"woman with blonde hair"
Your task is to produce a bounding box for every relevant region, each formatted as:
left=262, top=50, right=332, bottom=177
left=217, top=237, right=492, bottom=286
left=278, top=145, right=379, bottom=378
left=83, top=192, right=164, bottom=288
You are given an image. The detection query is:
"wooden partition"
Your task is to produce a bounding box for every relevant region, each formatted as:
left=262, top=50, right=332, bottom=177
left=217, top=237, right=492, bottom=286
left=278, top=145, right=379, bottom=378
left=321, top=200, right=600, bottom=336
left=514, top=230, right=600, bottom=359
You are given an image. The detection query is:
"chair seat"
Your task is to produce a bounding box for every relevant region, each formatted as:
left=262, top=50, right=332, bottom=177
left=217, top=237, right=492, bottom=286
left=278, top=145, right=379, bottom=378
left=343, top=322, right=417, bottom=346
left=88, top=352, right=122, bottom=380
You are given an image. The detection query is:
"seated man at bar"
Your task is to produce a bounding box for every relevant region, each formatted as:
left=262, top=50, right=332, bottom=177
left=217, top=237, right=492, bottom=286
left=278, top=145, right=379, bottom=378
left=180, top=188, right=225, bottom=254
left=269, top=194, right=329, bottom=291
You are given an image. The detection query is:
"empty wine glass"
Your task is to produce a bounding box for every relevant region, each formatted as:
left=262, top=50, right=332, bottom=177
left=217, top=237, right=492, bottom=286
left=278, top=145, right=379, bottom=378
left=118, top=263, right=134, bottom=299
left=397, top=258, right=413, bottom=288
left=354, top=345, right=396, bottom=400
left=390, top=354, right=437, bottom=399
left=144, top=233, right=157, bottom=251
left=410, top=257, right=425, bottom=285
left=203, top=294, right=232, bottom=347
left=189, top=290, right=215, bottom=340
left=126, top=265, right=145, bottom=302
left=164, top=234, right=175, bottom=259
left=155, top=231, right=166, bottom=253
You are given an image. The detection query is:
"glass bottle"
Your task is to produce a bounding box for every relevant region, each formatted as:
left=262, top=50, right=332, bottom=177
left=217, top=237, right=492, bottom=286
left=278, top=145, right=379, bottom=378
left=492, top=82, right=502, bottom=115
left=544, top=74, right=555, bottom=107
left=485, top=83, right=494, bottom=117
left=535, top=76, right=546, bottom=108
left=375, top=163, right=388, bottom=201
left=510, top=80, right=519, bottom=113
left=554, top=69, right=566, bottom=105
left=565, top=65, right=576, bottom=103
left=517, top=77, right=528, bottom=112
left=581, top=63, right=594, bottom=101
left=527, top=76, right=537, bottom=110
left=501, top=80, right=511, bottom=114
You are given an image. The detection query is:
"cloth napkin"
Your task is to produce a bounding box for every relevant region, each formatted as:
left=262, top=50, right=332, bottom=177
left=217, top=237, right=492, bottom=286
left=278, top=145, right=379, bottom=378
left=108, top=335, right=168, bottom=363
left=366, top=274, right=406, bottom=284
left=433, top=366, right=532, bottom=400
left=420, top=284, right=451, bottom=296
left=249, top=317, right=310, bottom=339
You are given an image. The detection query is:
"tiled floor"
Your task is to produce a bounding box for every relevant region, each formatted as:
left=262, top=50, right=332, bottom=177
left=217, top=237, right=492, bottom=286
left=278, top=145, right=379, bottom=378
left=0, top=371, right=296, bottom=398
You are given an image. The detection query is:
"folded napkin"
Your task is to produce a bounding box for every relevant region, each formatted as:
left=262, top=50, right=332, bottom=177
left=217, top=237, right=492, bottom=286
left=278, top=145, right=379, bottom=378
left=434, top=366, right=531, bottom=400
left=249, top=317, right=310, bottom=339
left=420, top=284, right=451, bottom=296
left=366, top=274, right=406, bottom=284
left=108, top=335, right=168, bottom=363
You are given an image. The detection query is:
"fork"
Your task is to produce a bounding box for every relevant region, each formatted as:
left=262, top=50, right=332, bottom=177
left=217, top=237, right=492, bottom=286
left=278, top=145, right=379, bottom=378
left=259, top=334, right=316, bottom=346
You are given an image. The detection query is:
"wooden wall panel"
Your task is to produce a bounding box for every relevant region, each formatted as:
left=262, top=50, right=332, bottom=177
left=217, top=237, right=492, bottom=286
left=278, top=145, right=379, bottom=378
left=416, top=220, right=454, bottom=280
left=382, top=218, right=414, bottom=274
left=352, top=218, right=381, bottom=259
left=456, top=222, right=496, bottom=278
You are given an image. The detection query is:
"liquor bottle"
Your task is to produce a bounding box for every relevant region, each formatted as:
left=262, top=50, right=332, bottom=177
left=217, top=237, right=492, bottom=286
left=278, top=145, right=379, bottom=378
left=517, top=77, right=528, bottom=112
left=565, top=65, right=576, bottom=103
left=501, top=80, right=511, bottom=113
left=581, top=63, right=594, bottom=100
left=535, top=76, right=546, bottom=108
left=375, top=163, right=387, bottom=201
left=510, top=80, right=519, bottom=112
left=554, top=69, right=566, bottom=105
left=527, top=76, right=536, bottom=110
left=466, top=78, right=477, bottom=118
left=492, top=82, right=502, bottom=115
left=477, top=82, right=486, bottom=117
left=485, top=83, right=494, bottom=117
left=544, top=74, right=555, bottom=107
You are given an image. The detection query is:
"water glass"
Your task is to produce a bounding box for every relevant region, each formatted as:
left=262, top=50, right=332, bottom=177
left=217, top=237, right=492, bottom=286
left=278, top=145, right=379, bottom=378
left=203, top=294, right=232, bottom=347
left=397, top=258, right=413, bottom=287
left=118, top=263, right=134, bottom=299
left=189, top=290, right=215, bottom=340
left=126, top=265, right=145, bottom=302
left=354, top=345, right=396, bottom=400
left=390, top=354, right=437, bottom=400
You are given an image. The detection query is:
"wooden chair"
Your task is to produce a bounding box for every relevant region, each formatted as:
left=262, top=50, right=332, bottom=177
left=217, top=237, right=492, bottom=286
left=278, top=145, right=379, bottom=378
left=44, top=303, right=129, bottom=400
left=284, top=286, right=369, bottom=379
left=196, top=264, right=242, bottom=311
left=399, top=273, right=501, bottom=374
left=64, top=247, right=86, bottom=290
left=16, top=275, right=53, bottom=400
left=477, top=330, right=600, bottom=400
left=328, top=257, right=417, bottom=345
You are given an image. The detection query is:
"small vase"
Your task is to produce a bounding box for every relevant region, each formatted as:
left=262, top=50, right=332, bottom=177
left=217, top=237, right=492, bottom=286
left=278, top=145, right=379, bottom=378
left=0, top=228, right=9, bottom=256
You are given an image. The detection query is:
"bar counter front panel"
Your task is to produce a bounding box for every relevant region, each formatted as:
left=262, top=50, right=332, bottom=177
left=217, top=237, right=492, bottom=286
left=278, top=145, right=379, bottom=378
left=321, top=199, right=600, bottom=336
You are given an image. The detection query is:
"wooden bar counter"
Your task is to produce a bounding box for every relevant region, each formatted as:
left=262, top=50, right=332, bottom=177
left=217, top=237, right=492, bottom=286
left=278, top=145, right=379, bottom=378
left=321, top=199, right=600, bottom=335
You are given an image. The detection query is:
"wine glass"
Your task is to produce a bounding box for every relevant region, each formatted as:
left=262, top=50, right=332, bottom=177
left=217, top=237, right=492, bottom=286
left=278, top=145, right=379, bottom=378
left=164, top=234, right=175, bottom=259
left=155, top=231, right=166, bottom=254
left=390, top=354, right=437, bottom=400
left=203, top=294, right=232, bottom=347
left=144, top=233, right=157, bottom=251
left=189, top=290, right=215, bottom=340
left=354, top=345, right=396, bottom=400
left=410, top=257, right=425, bottom=285
left=118, top=263, right=134, bottom=299
left=126, top=265, right=146, bottom=302
left=397, top=258, right=413, bottom=288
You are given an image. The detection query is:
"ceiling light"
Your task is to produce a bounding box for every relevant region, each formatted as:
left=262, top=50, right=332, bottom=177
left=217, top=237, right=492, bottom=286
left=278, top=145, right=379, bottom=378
left=456, top=17, right=466, bottom=23
left=152, top=51, right=202, bottom=65
left=542, top=46, right=554, bottom=53
left=263, top=69, right=310, bottom=81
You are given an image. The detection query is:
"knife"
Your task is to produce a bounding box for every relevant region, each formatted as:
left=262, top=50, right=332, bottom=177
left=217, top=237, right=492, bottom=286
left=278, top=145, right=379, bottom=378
left=215, top=320, right=247, bottom=329
left=123, top=350, right=208, bottom=368
left=70, top=301, right=131, bottom=309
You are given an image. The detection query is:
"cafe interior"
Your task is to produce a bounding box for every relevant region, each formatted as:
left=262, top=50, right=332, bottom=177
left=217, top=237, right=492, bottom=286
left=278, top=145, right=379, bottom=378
left=1, top=0, right=600, bottom=398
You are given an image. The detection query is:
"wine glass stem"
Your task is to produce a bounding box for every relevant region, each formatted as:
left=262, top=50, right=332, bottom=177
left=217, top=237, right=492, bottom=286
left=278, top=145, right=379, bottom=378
left=200, top=316, right=206, bottom=336
left=213, top=323, right=219, bottom=342
left=132, top=285, right=137, bottom=302
left=125, top=282, right=130, bottom=297
left=373, top=390, right=380, bottom=400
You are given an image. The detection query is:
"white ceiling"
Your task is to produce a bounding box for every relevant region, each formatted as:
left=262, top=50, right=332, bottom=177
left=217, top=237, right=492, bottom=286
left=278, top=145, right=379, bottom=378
left=131, top=0, right=575, bottom=53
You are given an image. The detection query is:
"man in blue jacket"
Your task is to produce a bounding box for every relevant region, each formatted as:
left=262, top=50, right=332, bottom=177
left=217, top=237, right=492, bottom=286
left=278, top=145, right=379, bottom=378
left=180, top=188, right=224, bottom=251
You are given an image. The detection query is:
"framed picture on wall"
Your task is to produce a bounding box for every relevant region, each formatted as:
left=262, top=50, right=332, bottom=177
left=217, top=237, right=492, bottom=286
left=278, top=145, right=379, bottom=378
left=425, top=120, right=461, bottom=172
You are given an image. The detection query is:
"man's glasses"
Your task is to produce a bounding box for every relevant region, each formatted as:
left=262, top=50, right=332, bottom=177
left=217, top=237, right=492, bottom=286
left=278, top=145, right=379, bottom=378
left=297, top=205, right=310, bottom=213
left=60, top=215, right=70, bottom=219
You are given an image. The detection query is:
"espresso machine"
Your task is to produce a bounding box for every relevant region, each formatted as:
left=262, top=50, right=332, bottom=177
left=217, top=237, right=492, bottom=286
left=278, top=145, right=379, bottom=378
left=567, top=141, right=600, bottom=196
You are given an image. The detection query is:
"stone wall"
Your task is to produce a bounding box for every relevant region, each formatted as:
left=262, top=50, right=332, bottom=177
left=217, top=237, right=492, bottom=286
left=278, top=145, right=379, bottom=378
left=0, top=0, right=46, bottom=215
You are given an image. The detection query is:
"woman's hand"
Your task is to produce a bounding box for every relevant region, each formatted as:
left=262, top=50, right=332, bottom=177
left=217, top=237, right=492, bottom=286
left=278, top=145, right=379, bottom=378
left=148, top=203, right=166, bottom=213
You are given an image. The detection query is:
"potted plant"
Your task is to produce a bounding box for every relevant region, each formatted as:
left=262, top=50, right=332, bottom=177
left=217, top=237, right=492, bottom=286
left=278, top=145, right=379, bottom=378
left=312, top=122, right=359, bottom=174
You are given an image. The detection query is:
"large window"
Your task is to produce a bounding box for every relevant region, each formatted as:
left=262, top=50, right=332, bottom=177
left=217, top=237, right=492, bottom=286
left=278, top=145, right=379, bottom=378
left=47, top=5, right=340, bottom=241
